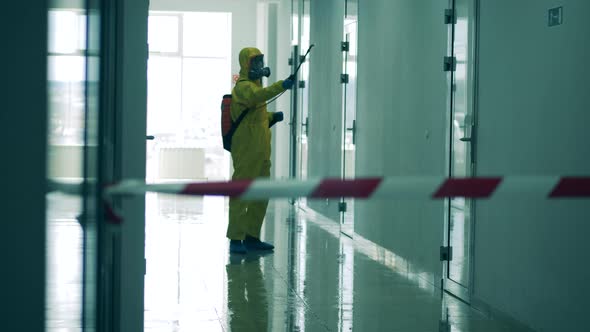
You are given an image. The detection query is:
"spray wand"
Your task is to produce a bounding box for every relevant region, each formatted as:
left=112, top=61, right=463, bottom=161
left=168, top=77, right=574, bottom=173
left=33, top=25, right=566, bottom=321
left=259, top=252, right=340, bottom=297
left=263, top=43, right=315, bottom=108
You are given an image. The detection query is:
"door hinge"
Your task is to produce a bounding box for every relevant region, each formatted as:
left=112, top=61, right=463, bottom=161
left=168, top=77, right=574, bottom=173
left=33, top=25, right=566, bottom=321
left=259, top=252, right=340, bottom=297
left=440, top=246, right=453, bottom=261
left=341, top=41, right=350, bottom=52
left=299, top=80, right=306, bottom=88
left=443, top=56, right=457, bottom=72
left=288, top=57, right=293, bottom=66
left=338, top=201, right=348, bottom=212
left=444, top=9, right=456, bottom=24
left=341, top=73, right=349, bottom=84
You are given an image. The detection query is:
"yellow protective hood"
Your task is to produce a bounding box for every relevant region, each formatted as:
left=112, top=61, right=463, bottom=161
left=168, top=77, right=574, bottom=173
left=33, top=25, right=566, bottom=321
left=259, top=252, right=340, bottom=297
left=238, top=47, right=263, bottom=81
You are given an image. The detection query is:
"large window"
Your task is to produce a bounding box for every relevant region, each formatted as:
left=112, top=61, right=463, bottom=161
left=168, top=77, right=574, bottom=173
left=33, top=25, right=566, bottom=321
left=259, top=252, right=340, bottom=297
left=48, top=10, right=87, bottom=146
left=147, top=12, right=232, bottom=181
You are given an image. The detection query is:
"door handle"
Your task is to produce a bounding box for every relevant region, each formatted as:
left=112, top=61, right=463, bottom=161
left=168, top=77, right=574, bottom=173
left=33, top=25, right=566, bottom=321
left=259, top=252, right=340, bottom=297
left=302, top=117, right=309, bottom=136
left=346, top=120, right=356, bottom=145
left=459, top=137, right=471, bottom=142
left=146, top=135, right=155, bottom=140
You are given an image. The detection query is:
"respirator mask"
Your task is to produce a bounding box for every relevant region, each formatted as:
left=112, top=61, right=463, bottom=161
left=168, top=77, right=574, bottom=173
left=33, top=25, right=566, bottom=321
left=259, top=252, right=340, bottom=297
left=248, top=54, right=271, bottom=80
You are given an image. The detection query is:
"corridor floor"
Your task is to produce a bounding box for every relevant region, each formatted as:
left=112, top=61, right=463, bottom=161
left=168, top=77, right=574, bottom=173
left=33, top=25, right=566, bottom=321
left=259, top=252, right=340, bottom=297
left=46, top=192, right=530, bottom=331
left=142, top=194, right=530, bottom=332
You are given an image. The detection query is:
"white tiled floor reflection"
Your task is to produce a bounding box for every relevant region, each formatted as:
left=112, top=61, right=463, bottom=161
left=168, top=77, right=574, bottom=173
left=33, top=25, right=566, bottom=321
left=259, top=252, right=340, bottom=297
left=46, top=192, right=83, bottom=332
left=144, top=195, right=531, bottom=332
left=144, top=193, right=228, bottom=331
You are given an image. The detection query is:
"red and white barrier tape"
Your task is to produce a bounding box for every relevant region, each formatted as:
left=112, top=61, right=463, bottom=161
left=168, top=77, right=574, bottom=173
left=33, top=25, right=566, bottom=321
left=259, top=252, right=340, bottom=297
left=103, top=176, right=590, bottom=199
left=47, top=177, right=589, bottom=225
left=47, top=179, right=123, bottom=224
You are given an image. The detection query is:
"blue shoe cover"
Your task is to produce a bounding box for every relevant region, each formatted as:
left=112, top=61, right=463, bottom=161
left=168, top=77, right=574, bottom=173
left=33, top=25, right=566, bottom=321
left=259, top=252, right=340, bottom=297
left=243, top=236, right=275, bottom=251
left=229, top=240, right=247, bottom=254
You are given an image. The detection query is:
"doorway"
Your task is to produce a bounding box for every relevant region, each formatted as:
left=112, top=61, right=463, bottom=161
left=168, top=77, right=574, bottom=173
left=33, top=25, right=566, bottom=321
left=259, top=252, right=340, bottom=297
left=443, top=0, right=478, bottom=302
left=339, top=0, right=358, bottom=238
left=146, top=11, right=232, bottom=183
left=144, top=10, right=233, bottom=329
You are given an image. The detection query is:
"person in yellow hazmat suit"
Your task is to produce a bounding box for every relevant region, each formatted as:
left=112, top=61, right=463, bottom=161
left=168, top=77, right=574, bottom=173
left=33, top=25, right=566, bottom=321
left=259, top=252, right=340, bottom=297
left=227, top=47, right=294, bottom=254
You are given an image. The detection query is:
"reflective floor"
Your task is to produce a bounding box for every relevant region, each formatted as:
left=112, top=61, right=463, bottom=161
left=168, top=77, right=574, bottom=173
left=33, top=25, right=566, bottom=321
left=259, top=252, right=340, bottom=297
left=143, top=194, right=530, bottom=332
left=46, top=192, right=530, bottom=331
left=46, top=192, right=83, bottom=331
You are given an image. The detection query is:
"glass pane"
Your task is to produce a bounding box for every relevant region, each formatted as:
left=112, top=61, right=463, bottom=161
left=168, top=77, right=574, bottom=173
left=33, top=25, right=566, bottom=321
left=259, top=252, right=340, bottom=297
left=183, top=12, right=231, bottom=57
left=291, top=0, right=300, bottom=45
left=184, top=57, right=232, bottom=180
left=182, top=58, right=230, bottom=147
left=449, top=198, right=471, bottom=285
left=341, top=21, right=358, bottom=236
left=147, top=12, right=232, bottom=183
left=148, top=15, right=179, bottom=53
left=298, top=1, right=311, bottom=181
left=448, top=0, right=474, bottom=289
left=48, top=55, right=86, bottom=146
left=344, top=24, right=357, bottom=133
left=48, top=10, right=86, bottom=54
left=147, top=56, right=182, bottom=136
left=46, top=4, right=88, bottom=331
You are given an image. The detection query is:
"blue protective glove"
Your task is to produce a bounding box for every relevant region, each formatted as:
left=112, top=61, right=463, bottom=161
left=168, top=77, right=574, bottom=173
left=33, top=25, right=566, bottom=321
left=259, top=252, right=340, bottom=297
left=274, top=112, right=284, bottom=122
left=282, top=78, right=294, bottom=90
left=269, top=112, right=284, bottom=128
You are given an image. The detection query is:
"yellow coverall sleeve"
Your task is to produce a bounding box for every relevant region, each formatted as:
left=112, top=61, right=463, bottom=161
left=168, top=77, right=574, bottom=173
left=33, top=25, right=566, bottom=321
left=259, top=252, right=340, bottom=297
left=241, top=80, right=285, bottom=109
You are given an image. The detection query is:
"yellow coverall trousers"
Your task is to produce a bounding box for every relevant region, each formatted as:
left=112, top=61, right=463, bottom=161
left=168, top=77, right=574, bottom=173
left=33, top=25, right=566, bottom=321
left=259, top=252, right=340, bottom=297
left=227, top=121, right=271, bottom=239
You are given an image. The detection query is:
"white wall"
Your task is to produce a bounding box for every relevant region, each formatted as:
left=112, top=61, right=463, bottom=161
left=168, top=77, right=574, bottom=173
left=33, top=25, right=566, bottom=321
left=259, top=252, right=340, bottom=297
left=474, top=1, right=590, bottom=330
left=306, top=0, right=345, bottom=221
left=355, top=0, right=449, bottom=283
